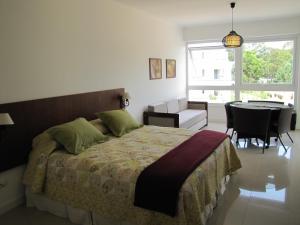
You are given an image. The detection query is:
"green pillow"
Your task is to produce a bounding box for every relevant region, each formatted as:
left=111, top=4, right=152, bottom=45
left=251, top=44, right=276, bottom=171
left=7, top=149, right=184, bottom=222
left=48, top=118, right=108, bottom=154
left=97, top=110, right=142, bottom=137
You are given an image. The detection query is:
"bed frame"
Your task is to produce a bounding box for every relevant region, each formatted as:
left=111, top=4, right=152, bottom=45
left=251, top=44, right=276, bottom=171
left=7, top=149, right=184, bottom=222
left=0, top=88, right=124, bottom=172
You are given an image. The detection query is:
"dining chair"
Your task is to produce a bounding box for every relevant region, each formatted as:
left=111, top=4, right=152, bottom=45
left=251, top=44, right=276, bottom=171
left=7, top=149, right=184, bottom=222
left=288, top=103, right=297, bottom=131
left=232, top=107, right=272, bottom=153
left=224, top=101, right=241, bottom=137
left=248, top=100, right=284, bottom=105
left=270, top=107, right=294, bottom=152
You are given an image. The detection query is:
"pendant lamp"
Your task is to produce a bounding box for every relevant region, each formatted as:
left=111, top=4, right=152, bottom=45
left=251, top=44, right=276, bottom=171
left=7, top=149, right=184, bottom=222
left=222, top=2, right=243, bottom=48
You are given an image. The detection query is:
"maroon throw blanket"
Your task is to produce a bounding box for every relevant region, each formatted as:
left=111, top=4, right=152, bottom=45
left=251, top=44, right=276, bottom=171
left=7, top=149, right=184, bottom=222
left=134, top=130, right=228, bottom=216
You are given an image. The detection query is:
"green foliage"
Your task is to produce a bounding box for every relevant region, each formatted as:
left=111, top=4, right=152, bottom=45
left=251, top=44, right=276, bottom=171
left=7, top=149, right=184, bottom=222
left=242, top=91, right=270, bottom=100
left=242, top=44, right=293, bottom=84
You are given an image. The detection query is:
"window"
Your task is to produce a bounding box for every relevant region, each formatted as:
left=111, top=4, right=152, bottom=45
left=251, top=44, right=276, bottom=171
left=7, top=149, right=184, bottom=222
left=187, top=43, right=235, bottom=103
left=189, top=90, right=235, bottom=103
left=188, top=46, right=235, bottom=86
left=187, top=38, right=297, bottom=104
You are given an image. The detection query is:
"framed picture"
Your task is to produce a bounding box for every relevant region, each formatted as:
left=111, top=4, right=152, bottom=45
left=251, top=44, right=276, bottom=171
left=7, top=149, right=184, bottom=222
left=166, top=59, right=176, bottom=78
left=149, top=58, right=162, bottom=80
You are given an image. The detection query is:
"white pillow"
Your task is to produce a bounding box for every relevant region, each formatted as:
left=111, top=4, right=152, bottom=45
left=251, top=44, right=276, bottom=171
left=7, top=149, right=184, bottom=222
left=178, top=98, right=188, bottom=111
left=148, top=102, right=168, bottom=113
left=166, top=99, right=179, bottom=113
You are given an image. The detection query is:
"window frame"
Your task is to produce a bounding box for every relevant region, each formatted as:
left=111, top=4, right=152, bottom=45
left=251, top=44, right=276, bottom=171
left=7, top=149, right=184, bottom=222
left=186, top=35, right=298, bottom=105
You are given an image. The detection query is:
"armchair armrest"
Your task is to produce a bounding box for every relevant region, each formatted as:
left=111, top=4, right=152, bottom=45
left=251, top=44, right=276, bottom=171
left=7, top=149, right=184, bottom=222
left=143, top=112, right=179, bottom=128
left=187, top=101, right=208, bottom=111
left=187, top=101, right=208, bottom=127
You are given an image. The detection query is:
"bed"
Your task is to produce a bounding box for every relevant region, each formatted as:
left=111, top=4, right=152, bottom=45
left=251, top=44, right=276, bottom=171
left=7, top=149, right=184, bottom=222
left=23, top=124, right=241, bottom=225
left=0, top=88, right=241, bottom=225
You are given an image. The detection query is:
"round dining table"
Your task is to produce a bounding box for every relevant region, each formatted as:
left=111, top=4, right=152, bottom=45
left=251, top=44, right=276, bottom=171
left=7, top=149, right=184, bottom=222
left=229, top=101, right=292, bottom=148
left=230, top=101, right=290, bottom=110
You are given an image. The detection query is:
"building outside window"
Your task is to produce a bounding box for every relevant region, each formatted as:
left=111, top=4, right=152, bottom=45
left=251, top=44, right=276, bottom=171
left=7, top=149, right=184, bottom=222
left=214, top=69, right=220, bottom=79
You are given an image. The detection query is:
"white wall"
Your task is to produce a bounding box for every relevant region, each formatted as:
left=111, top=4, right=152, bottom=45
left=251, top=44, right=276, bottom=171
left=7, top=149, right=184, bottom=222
left=0, top=0, right=186, bottom=119
left=0, top=0, right=185, bottom=214
left=183, top=16, right=300, bottom=128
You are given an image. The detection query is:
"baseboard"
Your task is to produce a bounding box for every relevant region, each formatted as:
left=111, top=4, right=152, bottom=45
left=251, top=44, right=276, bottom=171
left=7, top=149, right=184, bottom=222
left=0, top=194, right=25, bottom=216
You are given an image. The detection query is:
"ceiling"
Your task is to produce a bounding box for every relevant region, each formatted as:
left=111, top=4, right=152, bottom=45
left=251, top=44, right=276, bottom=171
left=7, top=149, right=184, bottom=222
left=113, top=0, right=300, bottom=26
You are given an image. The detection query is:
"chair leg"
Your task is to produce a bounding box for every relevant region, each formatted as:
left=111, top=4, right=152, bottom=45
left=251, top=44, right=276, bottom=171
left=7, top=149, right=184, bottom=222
left=266, top=136, right=270, bottom=149
left=256, top=138, right=259, bottom=146
left=278, top=136, right=287, bottom=152
left=274, top=133, right=280, bottom=148
left=235, top=135, right=239, bottom=145
left=262, top=134, right=269, bottom=154
left=248, top=138, right=251, bottom=144
left=226, top=128, right=229, bottom=134
left=286, top=132, right=293, bottom=143
left=230, top=130, right=235, bottom=139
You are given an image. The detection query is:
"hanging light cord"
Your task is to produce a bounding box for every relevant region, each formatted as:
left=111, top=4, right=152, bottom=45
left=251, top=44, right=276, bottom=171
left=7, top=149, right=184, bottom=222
left=231, top=2, right=235, bottom=31
left=231, top=5, right=233, bottom=31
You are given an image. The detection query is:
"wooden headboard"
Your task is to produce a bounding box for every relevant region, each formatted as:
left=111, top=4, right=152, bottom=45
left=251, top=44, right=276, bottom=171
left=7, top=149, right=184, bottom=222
left=0, top=88, right=124, bottom=172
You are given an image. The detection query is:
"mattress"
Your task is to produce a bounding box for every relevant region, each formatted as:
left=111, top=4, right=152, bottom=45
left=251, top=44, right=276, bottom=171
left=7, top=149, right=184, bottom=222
left=23, top=125, right=241, bottom=225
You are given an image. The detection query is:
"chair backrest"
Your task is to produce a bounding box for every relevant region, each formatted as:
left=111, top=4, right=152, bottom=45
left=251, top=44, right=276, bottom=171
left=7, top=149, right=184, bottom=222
left=232, top=107, right=271, bottom=137
left=248, top=100, right=284, bottom=105
left=277, top=107, right=293, bottom=134
left=224, top=101, right=241, bottom=129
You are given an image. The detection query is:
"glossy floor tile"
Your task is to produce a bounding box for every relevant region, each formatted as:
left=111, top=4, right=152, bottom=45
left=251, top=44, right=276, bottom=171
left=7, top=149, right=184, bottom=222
left=1, top=123, right=299, bottom=225
left=205, top=123, right=300, bottom=225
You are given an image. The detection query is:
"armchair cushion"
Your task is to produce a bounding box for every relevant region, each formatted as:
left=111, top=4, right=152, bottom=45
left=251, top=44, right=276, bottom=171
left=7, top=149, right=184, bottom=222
left=166, top=99, right=179, bottom=113
left=148, top=102, right=167, bottom=113
left=179, top=110, right=207, bottom=129
left=178, top=98, right=188, bottom=111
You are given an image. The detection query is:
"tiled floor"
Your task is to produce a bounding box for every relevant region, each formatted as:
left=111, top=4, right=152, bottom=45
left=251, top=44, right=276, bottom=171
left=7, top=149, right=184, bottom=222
left=0, top=122, right=299, bottom=225
left=205, top=123, right=300, bottom=225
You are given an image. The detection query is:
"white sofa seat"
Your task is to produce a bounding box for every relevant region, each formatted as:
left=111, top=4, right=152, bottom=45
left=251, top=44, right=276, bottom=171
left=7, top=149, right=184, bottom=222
left=179, top=109, right=207, bottom=129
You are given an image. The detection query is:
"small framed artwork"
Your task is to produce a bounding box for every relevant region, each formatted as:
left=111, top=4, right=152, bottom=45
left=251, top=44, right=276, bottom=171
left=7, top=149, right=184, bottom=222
left=166, top=59, right=176, bottom=78
left=149, top=58, right=162, bottom=80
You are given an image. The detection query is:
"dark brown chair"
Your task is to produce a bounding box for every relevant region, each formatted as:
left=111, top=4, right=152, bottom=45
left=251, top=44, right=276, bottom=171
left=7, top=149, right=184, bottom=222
left=288, top=103, right=297, bottom=131
left=224, top=101, right=241, bottom=137
left=270, top=107, right=294, bottom=151
left=232, top=107, right=272, bottom=153
left=248, top=100, right=284, bottom=105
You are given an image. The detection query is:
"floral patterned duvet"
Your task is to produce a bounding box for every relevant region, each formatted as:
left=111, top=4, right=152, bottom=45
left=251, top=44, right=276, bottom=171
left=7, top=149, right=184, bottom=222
left=24, top=125, right=241, bottom=225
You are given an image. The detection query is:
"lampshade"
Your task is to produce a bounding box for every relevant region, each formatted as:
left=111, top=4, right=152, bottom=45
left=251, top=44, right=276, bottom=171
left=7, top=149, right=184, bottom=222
left=0, top=113, right=14, bottom=125
left=123, top=92, right=131, bottom=100
left=222, top=30, right=244, bottom=48
left=222, top=2, right=243, bottom=48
